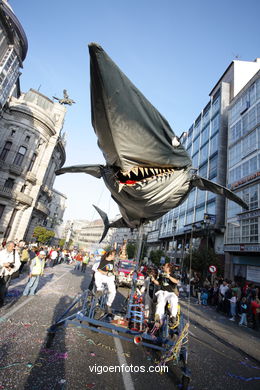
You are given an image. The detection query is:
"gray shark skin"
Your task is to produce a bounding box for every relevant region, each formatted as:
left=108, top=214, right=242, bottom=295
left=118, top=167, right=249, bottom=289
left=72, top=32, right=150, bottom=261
left=56, top=43, right=248, bottom=242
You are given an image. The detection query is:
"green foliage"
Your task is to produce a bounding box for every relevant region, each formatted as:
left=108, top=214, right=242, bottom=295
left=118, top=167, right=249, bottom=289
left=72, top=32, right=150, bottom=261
left=33, top=226, right=55, bottom=244
left=126, top=243, right=136, bottom=259
left=149, top=249, right=169, bottom=266
left=59, top=238, right=65, bottom=248
left=183, top=247, right=223, bottom=277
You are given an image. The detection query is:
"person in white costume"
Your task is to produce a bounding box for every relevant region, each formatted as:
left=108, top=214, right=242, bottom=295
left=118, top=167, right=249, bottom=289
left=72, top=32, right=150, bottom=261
left=150, top=263, right=179, bottom=326
left=94, top=250, right=117, bottom=312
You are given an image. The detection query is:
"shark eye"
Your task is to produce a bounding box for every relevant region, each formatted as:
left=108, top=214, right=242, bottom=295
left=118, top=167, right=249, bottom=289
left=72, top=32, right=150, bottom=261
left=172, top=137, right=180, bottom=147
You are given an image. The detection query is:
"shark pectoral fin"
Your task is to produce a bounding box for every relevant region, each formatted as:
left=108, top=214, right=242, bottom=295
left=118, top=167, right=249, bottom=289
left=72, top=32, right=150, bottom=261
left=55, top=164, right=104, bottom=178
left=191, top=175, right=249, bottom=210
left=93, top=205, right=128, bottom=242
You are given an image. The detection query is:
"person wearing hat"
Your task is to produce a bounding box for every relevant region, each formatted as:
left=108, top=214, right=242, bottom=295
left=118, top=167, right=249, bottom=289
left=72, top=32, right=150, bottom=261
left=23, top=251, right=46, bottom=296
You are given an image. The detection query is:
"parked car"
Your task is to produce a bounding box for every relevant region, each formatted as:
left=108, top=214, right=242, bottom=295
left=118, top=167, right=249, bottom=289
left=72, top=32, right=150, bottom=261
left=115, top=259, right=145, bottom=287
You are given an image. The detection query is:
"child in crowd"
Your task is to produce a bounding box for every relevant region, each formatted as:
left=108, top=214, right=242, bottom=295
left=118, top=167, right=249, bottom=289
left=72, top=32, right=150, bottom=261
left=229, top=291, right=237, bottom=321
left=238, top=297, right=248, bottom=327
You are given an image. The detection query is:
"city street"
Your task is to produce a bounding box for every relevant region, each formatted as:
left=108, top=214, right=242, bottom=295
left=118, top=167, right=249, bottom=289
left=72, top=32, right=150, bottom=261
left=0, top=264, right=259, bottom=390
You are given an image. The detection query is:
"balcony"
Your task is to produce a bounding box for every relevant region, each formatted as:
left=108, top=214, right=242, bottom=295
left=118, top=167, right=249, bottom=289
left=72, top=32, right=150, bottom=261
left=26, top=171, right=37, bottom=184
left=35, top=201, right=50, bottom=216
left=0, top=185, right=14, bottom=199
left=9, top=164, right=23, bottom=176
left=41, top=185, right=53, bottom=200
left=16, top=192, right=33, bottom=206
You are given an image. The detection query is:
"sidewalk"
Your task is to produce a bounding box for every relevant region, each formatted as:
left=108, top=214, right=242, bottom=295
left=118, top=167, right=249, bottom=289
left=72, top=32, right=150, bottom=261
left=180, top=296, right=260, bottom=363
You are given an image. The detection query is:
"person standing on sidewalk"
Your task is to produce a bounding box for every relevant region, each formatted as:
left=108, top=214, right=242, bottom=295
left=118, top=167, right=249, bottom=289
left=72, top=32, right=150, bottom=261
left=23, top=251, right=46, bottom=296
left=81, top=253, right=90, bottom=273
left=229, top=291, right=237, bottom=321
left=238, top=297, right=248, bottom=327
left=251, top=294, right=260, bottom=331
left=0, top=241, right=21, bottom=307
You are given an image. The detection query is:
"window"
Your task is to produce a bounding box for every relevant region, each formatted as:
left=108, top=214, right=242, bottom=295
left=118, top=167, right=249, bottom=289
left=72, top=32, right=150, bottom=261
left=0, top=141, right=12, bottom=161
left=4, top=178, right=15, bottom=189
left=242, top=218, right=258, bottom=243
left=230, top=120, right=242, bottom=144
left=27, top=153, right=37, bottom=172
left=210, top=134, right=218, bottom=156
left=211, top=114, right=219, bottom=134
left=226, top=222, right=241, bottom=244
left=242, top=184, right=259, bottom=210
left=20, top=184, right=27, bottom=193
left=246, top=130, right=258, bottom=156
left=193, top=136, right=200, bottom=154
left=209, top=155, right=218, bottom=179
left=199, top=162, right=208, bottom=178
left=13, top=146, right=27, bottom=166
left=229, top=142, right=241, bottom=168
left=212, top=96, right=220, bottom=115
left=249, top=84, right=256, bottom=105
left=195, top=205, right=204, bottom=222
left=227, top=199, right=241, bottom=219
left=185, top=210, right=193, bottom=225
left=200, top=142, right=209, bottom=164
left=25, top=136, right=30, bottom=142
left=0, top=204, right=5, bottom=220
left=201, top=124, right=210, bottom=145
left=187, top=189, right=195, bottom=210
left=192, top=152, right=199, bottom=168
left=196, top=189, right=206, bottom=206
left=206, top=201, right=216, bottom=216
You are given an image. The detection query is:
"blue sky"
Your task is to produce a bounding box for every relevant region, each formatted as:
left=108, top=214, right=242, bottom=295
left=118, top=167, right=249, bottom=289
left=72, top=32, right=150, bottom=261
left=9, top=0, right=260, bottom=221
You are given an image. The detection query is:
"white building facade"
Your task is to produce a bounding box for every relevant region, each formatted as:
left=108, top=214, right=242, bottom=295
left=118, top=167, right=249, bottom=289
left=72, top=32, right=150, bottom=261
left=225, top=70, right=260, bottom=283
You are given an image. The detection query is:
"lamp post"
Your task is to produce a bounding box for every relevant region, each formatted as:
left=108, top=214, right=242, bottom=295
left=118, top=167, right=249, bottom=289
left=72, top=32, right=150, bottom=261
left=171, top=219, right=177, bottom=264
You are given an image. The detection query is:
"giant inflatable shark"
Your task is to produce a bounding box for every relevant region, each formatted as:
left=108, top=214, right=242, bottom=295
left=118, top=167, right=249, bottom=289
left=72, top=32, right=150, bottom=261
left=56, top=43, right=248, bottom=241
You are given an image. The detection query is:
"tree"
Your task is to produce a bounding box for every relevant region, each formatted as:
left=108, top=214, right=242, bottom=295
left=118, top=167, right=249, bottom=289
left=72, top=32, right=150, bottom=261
left=149, top=249, right=169, bottom=266
left=126, top=243, right=136, bottom=259
left=33, top=226, right=55, bottom=244
left=59, top=238, right=65, bottom=248
left=183, top=247, right=224, bottom=277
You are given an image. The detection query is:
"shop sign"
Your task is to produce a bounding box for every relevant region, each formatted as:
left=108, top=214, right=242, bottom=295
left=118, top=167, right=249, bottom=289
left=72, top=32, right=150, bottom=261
left=247, top=266, right=260, bottom=283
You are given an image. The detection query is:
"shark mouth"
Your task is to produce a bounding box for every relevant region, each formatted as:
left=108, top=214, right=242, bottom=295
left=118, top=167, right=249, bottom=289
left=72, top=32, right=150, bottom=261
left=116, top=167, right=175, bottom=185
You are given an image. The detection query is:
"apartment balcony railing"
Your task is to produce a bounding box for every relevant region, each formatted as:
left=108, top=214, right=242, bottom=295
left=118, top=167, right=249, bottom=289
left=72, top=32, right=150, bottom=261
left=0, top=185, right=14, bottom=199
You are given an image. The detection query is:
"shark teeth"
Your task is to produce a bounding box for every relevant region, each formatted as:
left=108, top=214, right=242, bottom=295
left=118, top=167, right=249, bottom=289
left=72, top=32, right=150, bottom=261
left=132, top=167, right=139, bottom=176
left=118, top=183, right=124, bottom=192
left=119, top=166, right=175, bottom=185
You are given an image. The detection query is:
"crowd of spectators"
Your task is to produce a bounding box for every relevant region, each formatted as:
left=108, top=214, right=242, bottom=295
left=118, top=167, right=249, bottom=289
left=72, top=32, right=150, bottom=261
left=189, top=273, right=260, bottom=331
left=0, top=239, right=91, bottom=306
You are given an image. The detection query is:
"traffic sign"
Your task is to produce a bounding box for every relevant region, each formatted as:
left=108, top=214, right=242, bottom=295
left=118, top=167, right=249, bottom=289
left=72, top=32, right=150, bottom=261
left=209, top=265, right=217, bottom=273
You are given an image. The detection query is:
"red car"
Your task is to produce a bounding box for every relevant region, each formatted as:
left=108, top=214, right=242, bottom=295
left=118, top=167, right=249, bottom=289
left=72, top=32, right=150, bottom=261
left=115, top=259, right=145, bottom=287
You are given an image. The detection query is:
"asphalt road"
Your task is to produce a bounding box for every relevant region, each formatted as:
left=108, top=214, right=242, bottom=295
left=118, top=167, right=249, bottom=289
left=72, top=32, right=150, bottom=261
left=0, top=263, right=259, bottom=390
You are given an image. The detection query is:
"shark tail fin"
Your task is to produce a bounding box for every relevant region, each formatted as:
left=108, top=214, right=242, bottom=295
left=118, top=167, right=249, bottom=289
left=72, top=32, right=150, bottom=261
left=93, top=205, right=110, bottom=243
left=93, top=205, right=130, bottom=242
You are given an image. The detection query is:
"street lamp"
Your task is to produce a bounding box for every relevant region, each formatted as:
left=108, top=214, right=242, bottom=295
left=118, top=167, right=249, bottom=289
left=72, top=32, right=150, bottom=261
left=171, top=219, right=177, bottom=264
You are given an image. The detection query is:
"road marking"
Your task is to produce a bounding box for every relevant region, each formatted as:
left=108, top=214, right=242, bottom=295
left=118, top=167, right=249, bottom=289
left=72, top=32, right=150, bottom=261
left=113, top=330, right=135, bottom=390
left=1, top=270, right=70, bottom=321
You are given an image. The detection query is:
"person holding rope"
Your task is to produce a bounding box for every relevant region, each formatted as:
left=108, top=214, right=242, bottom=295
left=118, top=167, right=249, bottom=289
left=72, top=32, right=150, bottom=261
left=150, top=262, right=179, bottom=326
left=94, top=250, right=117, bottom=313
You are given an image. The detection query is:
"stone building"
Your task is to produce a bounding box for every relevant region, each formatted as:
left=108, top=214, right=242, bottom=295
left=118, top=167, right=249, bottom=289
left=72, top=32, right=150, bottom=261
left=0, top=89, right=66, bottom=242
left=0, top=0, right=27, bottom=111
